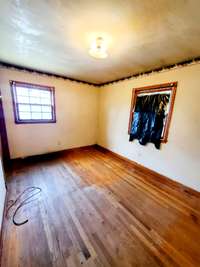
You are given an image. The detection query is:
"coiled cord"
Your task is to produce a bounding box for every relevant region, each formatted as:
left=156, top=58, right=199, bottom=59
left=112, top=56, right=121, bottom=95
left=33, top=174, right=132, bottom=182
left=6, top=186, right=42, bottom=226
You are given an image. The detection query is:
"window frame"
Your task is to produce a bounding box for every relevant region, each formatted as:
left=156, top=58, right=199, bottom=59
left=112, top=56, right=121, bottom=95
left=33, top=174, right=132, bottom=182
left=128, top=82, right=177, bottom=143
left=10, top=80, right=56, bottom=124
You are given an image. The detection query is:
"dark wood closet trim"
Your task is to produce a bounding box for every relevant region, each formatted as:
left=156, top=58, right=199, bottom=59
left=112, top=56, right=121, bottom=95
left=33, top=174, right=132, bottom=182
left=0, top=90, right=10, bottom=164
left=128, top=82, right=177, bottom=143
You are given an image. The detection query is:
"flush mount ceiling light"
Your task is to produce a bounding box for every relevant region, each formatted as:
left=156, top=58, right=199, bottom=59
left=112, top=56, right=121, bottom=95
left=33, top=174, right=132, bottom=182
left=89, top=37, right=108, bottom=59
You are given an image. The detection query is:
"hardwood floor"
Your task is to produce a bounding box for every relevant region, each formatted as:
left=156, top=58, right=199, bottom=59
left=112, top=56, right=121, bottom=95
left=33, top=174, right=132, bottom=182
left=1, top=145, right=200, bottom=267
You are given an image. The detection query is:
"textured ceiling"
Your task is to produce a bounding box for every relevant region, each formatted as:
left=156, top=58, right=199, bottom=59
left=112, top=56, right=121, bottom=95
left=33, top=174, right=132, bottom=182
left=0, top=0, right=200, bottom=84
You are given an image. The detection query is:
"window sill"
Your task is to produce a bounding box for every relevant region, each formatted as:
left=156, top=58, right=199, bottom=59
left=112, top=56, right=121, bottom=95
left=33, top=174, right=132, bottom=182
left=14, top=119, right=57, bottom=124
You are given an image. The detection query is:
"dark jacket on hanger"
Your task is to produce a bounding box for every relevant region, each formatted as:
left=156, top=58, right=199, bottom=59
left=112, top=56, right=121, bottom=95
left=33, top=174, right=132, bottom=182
left=129, top=94, right=169, bottom=149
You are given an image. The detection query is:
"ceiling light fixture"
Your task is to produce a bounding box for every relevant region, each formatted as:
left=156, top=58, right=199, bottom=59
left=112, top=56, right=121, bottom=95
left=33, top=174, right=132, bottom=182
left=89, top=37, right=108, bottom=59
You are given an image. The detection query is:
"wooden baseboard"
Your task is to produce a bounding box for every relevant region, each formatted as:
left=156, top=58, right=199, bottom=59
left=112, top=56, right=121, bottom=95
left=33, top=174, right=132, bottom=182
left=94, top=144, right=200, bottom=196
left=8, top=143, right=200, bottom=197
left=10, top=145, right=95, bottom=163
left=10, top=143, right=200, bottom=196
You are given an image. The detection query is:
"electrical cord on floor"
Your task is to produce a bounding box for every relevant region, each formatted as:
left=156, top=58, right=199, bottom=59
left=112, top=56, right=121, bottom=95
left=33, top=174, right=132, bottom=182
left=6, top=186, right=42, bottom=226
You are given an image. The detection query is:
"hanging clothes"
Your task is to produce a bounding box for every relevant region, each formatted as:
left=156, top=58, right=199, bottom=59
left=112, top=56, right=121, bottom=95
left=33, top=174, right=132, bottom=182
left=129, top=93, right=170, bottom=149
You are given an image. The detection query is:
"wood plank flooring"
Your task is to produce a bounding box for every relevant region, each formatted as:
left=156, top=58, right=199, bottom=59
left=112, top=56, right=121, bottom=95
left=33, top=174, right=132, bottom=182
left=1, top=145, right=200, bottom=267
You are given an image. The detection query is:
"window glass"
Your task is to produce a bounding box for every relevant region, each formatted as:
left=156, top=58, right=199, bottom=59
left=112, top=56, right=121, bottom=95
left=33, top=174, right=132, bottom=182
left=11, top=82, right=56, bottom=123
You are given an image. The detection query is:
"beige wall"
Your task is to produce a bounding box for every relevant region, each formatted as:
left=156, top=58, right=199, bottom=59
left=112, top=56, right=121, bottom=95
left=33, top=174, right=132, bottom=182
left=98, top=63, right=200, bottom=192
left=0, top=64, right=200, bottom=192
left=0, top=68, right=99, bottom=159
left=0, top=158, right=6, bottom=230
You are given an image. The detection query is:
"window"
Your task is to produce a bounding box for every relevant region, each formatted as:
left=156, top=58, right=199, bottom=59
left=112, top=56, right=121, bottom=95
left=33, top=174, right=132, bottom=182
left=10, top=81, right=56, bottom=124
left=128, top=82, right=177, bottom=144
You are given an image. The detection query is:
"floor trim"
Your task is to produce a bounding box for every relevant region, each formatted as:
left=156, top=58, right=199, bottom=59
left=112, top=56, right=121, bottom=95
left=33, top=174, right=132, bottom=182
left=10, top=145, right=95, bottom=161
left=95, top=144, right=200, bottom=196
left=10, top=144, right=200, bottom=196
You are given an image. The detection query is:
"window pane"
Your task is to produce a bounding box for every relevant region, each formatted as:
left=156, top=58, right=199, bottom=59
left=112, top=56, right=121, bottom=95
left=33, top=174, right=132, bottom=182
left=41, top=97, right=51, bottom=105
left=16, top=87, right=29, bottom=96
left=29, top=89, right=41, bottom=98
left=31, top=113, right=42, bottom=120
left=31, top=105, right=42, bottom=112
left=42, top=106, right=51, bottom=112
left=17, top=96, right=29, bottom=103
left=13, top=83, right=55, bottom=123
left=18, top=104, right=31, bottom=112
left=42, top=113, right=52, bottom=120
left=19, top=112, right=31, bottom=120
left=29, top=97, right=41, bottom=104
left=40, top=90, right=51, bottom=98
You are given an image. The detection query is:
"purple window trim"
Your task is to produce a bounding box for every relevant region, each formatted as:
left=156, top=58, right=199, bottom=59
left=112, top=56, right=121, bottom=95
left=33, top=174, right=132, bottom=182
left=10, top=80, right=56, bottom=124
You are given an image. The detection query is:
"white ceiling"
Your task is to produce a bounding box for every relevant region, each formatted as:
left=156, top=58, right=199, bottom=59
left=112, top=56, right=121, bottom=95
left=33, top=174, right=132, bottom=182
left=0, top=0, right=200, bottom=84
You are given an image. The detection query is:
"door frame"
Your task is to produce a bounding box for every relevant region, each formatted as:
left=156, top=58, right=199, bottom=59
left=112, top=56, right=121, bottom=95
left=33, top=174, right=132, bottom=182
left=0, top=90, right=10, bottom=167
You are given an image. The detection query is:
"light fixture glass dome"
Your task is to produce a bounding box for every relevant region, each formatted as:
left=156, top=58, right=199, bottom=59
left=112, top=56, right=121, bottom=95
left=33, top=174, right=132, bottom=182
left=89, top=37, right=108, bottom=59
